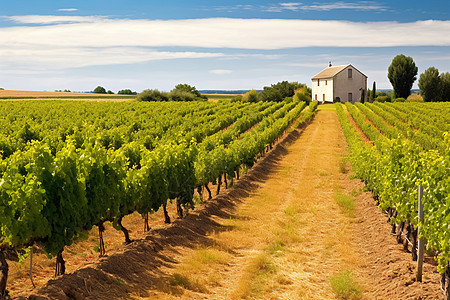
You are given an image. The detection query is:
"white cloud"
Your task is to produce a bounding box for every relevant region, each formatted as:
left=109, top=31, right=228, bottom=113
left=269, top=1, right=388, bottom=12
left=1, top=16, right=450, bottom=71
left=0, top=46, right=225, bottom=69
left=57, top=8, right=78, bottom=12
left=1, top=16, right=449, bottom=50
left=4, top=15, right=106, bottom=24
left=209, top=69, right=233, bottom=75
left=211, top=1, right=387, bottom=13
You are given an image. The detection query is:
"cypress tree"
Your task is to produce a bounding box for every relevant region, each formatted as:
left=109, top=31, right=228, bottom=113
left=372, top=81, right=376, bottom=101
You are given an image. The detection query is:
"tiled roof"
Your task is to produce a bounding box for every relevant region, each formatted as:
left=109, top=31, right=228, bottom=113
left=311, top=65, right=349, bottom=80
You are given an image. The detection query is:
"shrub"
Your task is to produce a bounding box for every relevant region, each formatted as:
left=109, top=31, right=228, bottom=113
left=170, top=90, right=196, bottom=102
left=136, top=89, right=169, bottom=102
left=172, top=84, right=207, bottom=100
left=393, top=97, right=405, bottom=102
left=243, top=90, right=259, bottom=103
left=374, top=96, right=390, bottom=103
left=406, top=93, right=424, bottom=102
left=293, top=88, right=311, bottom=104
left=231, top=95, right=243, bottom=102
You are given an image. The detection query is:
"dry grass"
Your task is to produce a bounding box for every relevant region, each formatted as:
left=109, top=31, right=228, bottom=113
left=152, top=110, right=367, bottom=300
left=330, top=271, right=362, bottom=300
left=335, top=193, right=355, bottom=217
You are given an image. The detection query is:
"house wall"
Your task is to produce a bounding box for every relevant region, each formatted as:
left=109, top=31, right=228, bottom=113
left=333, top=66, right=367, bottom=103
left=311, top=78, right=334, bottom=103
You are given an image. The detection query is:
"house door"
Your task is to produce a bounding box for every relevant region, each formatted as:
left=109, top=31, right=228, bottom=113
left=348, top=92, right=353, bottom=103
left=323, top=94, right=326, bottom=102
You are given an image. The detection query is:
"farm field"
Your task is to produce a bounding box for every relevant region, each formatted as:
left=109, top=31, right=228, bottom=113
left=0, top=90, right=135, bottom=100
left=0, top=99, right=317, bottom=298
left=11, top=105, right=443, bottom=300
left=0, top=99, right=448, bottom=299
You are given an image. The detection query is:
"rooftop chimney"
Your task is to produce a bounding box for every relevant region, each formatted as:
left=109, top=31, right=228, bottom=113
left=329, top=61, right=332, bottom=67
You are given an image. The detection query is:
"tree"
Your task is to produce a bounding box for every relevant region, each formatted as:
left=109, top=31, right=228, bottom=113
left=419, top=67, right=441, bottom=102
left=258, top=81, right=309, bottom=102
left=372, top=81, right=376, bottom=101
left=439, top=72, right=450, bottom=102
left=243, top=90, right=258, bottom=103
left=172, top=84, right=207, bottom=100
left=93, top=86, right=106, bottom=94
left=388, top=55, right=418, bottom=99
left=136, top=89, right=169, bottom=102
left=118, top=89, right=137, bottom=95
left=361, top=89, right=365, bottom=103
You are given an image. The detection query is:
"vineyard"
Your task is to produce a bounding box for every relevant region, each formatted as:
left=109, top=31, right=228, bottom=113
left=335, top=102, right=450, bottom=297
left=0, top=99, right=318, bottom=297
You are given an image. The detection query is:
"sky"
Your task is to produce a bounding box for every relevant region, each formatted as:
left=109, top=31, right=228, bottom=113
left=1, top=0, right=450, bottom=92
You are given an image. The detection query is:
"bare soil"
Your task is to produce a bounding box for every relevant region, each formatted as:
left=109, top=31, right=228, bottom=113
left=12, top=107, right=442, bottom=299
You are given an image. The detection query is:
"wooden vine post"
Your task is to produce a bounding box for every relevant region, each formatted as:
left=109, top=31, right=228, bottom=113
left=416, top=184, right=424, bottom=282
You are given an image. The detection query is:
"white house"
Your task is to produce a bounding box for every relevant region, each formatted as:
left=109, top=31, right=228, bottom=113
left=311, top=63, right=367, bottom=103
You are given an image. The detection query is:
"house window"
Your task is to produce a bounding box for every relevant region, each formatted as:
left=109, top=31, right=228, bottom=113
left=315, top=94, right=317, bottom=101
left=348, top=69, right=352, bottom=78
left=317, top=80, right=320, bottom=86
left=325, top=80, right=327, bottom=85
left=348, top=93, right=353, bottom=102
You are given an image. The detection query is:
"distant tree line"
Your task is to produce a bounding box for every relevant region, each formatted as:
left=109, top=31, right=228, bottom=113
left=232, top=81, right=312, bottom=103
left=387, top=54, right=449, bottom=102
left=92, top=86, right=137, bottom=95
left=136, top=84, right=208, bottom=102
left=418, top=67, right=450, bottom=102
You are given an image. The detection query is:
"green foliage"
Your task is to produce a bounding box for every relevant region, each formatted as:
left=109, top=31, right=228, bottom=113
left=169, top=89, right=197, bottom=102
left=0, top=99, right=318, bottom=297
left=172, top=83, right=207, bottom=101
left=393, top=97, right=405, bottom=102
left=137, top=84, right=207, bottom=102
left=388, top=54, right=418, bottom=98
left=231, top=95, right=243, bottom=102
left=419, top=67, right=441, bottom=102
left=360, top=89, right=365, bottom=104
left=335, top=193, right=354, bottom=217
left=439, top=72, right=450, bottom=101
left=93, top=86, right=107, bottom=94
left=117, top=89, right=137, bottom=95
left=136, top=89, right=170, bottom=102
left=371, top=81, right=376, bottom=100
left=406, top=93, right=424, bottom=102
left=335, top=102, right=450, bottom=273
left=374, top=96, right=390, bottom=103
left=293, top=87, right=311, bottom=104
left=243, top=90, right=259, bottom=103
left=258, top=81, right=310, bottom=102
left=330, top=271, right=362, bottom=300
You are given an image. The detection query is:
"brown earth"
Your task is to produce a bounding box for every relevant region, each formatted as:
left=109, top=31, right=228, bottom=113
left=12, top=106, right=442, bottom=299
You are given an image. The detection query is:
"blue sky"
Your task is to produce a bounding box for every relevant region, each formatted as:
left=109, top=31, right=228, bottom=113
left=1, top=0, right=450, bottom=92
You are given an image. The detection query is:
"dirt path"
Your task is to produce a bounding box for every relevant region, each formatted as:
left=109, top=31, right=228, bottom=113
left=25, top=107, right=442, bottom=300
left=145, top=108, right=366, bottom=299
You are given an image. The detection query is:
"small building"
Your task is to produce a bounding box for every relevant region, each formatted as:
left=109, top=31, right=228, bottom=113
left=311, top=63, right=367, bottom=103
